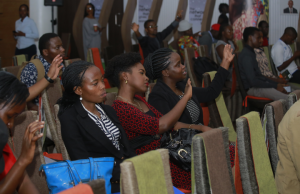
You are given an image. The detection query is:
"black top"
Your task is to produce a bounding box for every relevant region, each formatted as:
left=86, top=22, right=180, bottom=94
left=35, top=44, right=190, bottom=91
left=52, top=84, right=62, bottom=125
left=148, top=66, right=229, bottom=124
left=59, top=101, right=136, bottom=193
left=238, top=45, right=277, bottom=90
left=137, top=21, right=178, bottom=58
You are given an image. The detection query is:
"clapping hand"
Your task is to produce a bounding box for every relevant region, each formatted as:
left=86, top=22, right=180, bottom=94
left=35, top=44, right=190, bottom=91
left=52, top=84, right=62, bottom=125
left=132, top=23, right=139, bottom=32
left=184, top=78, right=193, bottom=100
left=176, top=10, right=183, bottom=21
left=47, top=55, right=64, bottom=80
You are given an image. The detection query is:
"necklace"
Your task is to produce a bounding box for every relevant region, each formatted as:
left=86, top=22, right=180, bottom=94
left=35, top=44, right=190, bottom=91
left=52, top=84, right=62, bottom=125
left=116, top=96, right=144, bottom=113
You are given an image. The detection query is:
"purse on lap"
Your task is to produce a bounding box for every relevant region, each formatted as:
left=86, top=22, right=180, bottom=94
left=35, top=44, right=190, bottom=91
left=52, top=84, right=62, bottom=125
left=39, top=157, right=114, bottom=194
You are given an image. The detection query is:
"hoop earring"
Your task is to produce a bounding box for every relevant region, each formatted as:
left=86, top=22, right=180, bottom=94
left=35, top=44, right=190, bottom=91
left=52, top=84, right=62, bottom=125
left=125, top=80, right=128, bottom=84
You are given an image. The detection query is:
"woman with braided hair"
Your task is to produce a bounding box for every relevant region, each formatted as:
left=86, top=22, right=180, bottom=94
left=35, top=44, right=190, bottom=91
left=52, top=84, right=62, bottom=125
left=105, top=52, right=204, bottom=190
left=58, top=60, right=135, bottom=193
left=146, top=45, right=236, bottom=169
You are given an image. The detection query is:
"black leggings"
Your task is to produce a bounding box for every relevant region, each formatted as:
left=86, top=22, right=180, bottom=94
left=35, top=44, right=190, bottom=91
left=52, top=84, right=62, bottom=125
left=290, top=70, right=300, bottom=84
left=15, top=44, right=37, bottom=61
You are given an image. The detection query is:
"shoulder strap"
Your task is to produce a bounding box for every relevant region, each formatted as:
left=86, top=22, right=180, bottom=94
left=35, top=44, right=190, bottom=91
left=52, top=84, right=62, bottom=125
left=17, top=59, right=45, bottom=82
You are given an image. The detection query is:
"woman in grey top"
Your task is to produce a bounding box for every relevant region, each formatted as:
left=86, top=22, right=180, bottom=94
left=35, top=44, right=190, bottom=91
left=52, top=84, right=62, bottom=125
left=82, top=3, right=105, bottom=60
left=216, top=23, right=236, bottom=80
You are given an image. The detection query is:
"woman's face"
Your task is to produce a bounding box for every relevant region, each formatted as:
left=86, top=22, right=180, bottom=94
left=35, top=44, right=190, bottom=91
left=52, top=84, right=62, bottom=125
left=86, top=5, right=94, bottom=15
left=79, top=66, right=107, bottom=104
left=0, top=102, right=26, bottom=130
left=223, top=26, right=234, bottom=40
left=19, top=6, right=28, bottom=19
left=126, top=63, right=149, bottom=93
left=164, top=52, right=187, bottom=82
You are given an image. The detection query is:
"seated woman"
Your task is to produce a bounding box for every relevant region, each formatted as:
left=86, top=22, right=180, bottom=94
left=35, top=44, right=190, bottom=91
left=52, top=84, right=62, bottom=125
left=105, top=52, right=212, bottom=191
left=215, top=23, right=236, bottom=80
left=146, top=46, right=235, bottom=166
left=58, top=61, right=135, bottom=193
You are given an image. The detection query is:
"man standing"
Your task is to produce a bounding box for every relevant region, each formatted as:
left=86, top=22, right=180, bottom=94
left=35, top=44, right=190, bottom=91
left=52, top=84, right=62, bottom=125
left=238, top=27, right=287, bottom=101
left=197, top=24, right=220, bottom=54
left=283, top=0, right=298, bottom=14
left=271, top=27, right=300, bottom=84
left=132, top=10, right=182, bottom=58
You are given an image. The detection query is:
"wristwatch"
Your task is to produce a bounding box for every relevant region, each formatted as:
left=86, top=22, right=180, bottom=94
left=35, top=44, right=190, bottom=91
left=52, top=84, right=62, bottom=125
left=44, top=74, right=54, bottom=83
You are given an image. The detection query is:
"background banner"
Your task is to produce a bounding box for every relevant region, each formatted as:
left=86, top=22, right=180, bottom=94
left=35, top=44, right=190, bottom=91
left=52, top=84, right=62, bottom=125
left=138, top=0, right=153, bottom=36
left=229, top=0, right=269, bottom=40
left=189, top=0, right=207, bottom=33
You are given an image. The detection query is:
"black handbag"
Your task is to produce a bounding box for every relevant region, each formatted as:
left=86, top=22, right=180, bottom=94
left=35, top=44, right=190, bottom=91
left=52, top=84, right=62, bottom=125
left=160, top=128, right=200, bottom=171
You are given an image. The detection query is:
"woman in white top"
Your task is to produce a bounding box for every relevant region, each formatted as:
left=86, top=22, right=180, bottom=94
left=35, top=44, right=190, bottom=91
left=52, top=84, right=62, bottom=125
left=82, top=3, right=105, bottom=60
left=14, top=4, right=39, bottom=60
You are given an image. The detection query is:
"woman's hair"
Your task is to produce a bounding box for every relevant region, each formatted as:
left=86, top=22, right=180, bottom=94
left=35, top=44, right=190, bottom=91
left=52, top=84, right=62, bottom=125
left=58, top=60, right=94, bottom=116
left=19, top=4, right=29, bottom=16
left=143, top=48, right=173, bottom=80
left=84, top=3, right=95, bottom=18
left=0, top=72, right=29, bottom=109
left=218, top=23, right=231, bottom=39
left=105, top=53, right=141, bottom=88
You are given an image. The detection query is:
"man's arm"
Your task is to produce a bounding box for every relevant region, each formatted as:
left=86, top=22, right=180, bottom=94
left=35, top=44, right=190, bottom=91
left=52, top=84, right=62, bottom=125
left=272, top=44, right=300, bottom=72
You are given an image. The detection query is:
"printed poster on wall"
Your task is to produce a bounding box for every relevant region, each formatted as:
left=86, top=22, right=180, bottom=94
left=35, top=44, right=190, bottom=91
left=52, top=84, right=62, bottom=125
left=189, top=0, right=207, bottom=33
left=229, top=0, right=269, bottom=40
left=89, top=0, right=105, bottom=19
left=138, top=0, right=153, bottom=36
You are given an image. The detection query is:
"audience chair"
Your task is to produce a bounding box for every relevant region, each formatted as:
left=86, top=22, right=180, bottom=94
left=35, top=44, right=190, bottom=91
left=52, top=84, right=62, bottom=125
left=261, top=100, right=287, bottom=175
left=1, top=66, right=21, bottom=77
left=8, top=111, right=48, bottom=194
left=184, top=47, right=201, bottom=87
left=145, top=83, right=156, bottom=102
left=64, top=58, right=81, bottom=67
left=236, top=112, right=277, bottom=194
left=198, top=45, right=209, bottom=58
left=211, top=43, right=218, bottom=64
left=192, top=127, right=236, bottom=194
left=61, top=33, right=71, bottom=59
left=236, top=40, right=244, bottom=53
left=103, top=46, right=115, bottom=67
left=41, top=78, right=63, bottom=153
left=12, top=54, right=28, bottom=66
left=202, top=72, right=237, bottom=143
left=234, top=55, right=273, bottom=113
left=287, top=90, right=300, bottom=110
left=87, top=48, right=111, bottom=89
left=120, top=149, right=174, bottom=194
left=103, top=92, right=117, bottom=106
left=262, top=46, right=278, bottom=76
left=54, top=104, right=70, bottom=160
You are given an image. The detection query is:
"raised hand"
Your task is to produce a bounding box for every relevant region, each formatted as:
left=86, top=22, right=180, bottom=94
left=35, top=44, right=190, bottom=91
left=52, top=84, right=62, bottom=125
left=18, top=121, right=44, bottom=166
left=47, top=55, right=64, bottom=80
left=223, top=44, right=235, bottom=63
left=176, top=10, right=183, bottom=21
left=132, top=23, right=139, bottom=32
left=184, top=78, right=193, bottom=100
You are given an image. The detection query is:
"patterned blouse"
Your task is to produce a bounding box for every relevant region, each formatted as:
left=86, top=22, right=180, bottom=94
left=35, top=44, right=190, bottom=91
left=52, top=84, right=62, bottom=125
left=254, top=48, right=277, bottom=78
left=178, top=36, right=199, bottom=60
left=82, top=103, right=120, bottom=150
left=112, top=95, right=191, bottom=190
left=20, top=55, right=65, bottom=104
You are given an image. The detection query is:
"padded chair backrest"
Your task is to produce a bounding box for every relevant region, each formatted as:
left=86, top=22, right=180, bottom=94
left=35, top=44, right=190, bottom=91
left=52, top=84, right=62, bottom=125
left=61, top=33, right=71, bottom=58
left=211, top=43, right=218, bottom=64
left=1, top=66, right=20, bottom=77
left=236, top=40, right=244, bottom=53
left=203, top=73, right=223, bottom=128
left=234, top=55, right=247, bottom=100
left=8, top=111, right=48, bottom=194
left=264, top=99, right=286, bottom=175
left=236, top=117, right=259, bottom=193
left=192, top=127, right=236, bottom=194
left=184, top=47, right=201, bottom=87
left=120, top=149, right=174, bottom=194
left=104, top=92, right=117, bottom=106
left=287, top=90, right=300, bottom=110
left=263, top=46, right=277, bottom=76
left=86, top=179, right=106, bottom=194
left=198, top=45, right=209, bottom=58
left=64, top=58, right=81, bottom=67
left=13, top=54, right=28, bottom=66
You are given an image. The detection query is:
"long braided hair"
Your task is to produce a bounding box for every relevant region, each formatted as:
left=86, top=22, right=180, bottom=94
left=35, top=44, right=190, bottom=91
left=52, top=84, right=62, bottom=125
left=58, top=60, right=94, bottom=116
left=143, top=48, right=173, bottom=80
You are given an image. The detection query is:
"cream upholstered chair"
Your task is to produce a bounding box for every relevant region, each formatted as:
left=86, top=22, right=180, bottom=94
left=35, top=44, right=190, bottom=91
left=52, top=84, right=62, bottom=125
left=1, top=66, right=21, bottom=77
left=64, top=58, right=81, bottom=67
left=287, top=90, right=300, bottom=110
left=184, top=47, right=201, bottom=87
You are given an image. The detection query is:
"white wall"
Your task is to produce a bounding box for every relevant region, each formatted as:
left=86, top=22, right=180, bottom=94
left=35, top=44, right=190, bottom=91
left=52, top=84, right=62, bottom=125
left=29, top=0, right=58, bottom=54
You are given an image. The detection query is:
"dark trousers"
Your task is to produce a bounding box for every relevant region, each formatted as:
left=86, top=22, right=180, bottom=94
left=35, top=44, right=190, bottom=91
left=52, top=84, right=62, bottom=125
left=15, top=44, right=37, bottom=61
left=290, top=70, right=300, bottom=84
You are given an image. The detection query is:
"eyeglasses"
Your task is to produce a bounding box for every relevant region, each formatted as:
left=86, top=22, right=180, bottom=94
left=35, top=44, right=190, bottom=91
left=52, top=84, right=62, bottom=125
left=148, top=25, right=158, bottom=29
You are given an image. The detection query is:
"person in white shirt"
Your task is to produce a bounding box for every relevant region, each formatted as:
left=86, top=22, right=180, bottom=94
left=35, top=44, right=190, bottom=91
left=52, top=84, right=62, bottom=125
left=271, top=27, right=300, bottom=84
left=13, top=4, right=39, bottom=60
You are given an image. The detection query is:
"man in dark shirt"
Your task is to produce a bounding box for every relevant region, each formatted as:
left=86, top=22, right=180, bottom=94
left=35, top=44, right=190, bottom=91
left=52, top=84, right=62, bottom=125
left=238, top=27, right=288, bottom=100
left=132, top=10, right=182, bottom=58
left=283, top=0, right=298, bottom=13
